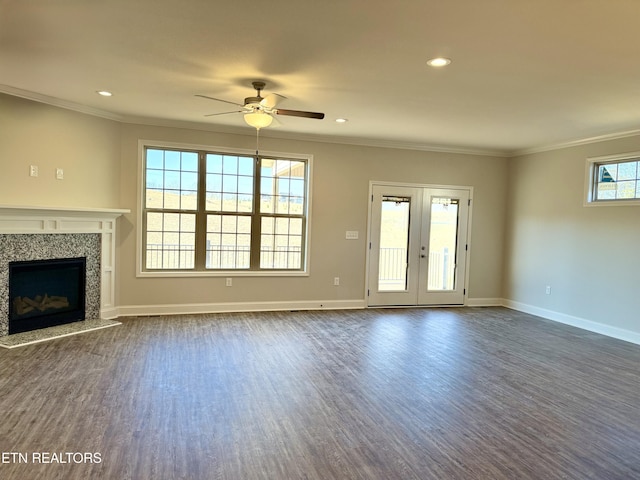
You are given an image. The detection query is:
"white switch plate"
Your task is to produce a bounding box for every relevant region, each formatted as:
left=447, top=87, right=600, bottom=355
left=56, top=168, right=64, bottom=180
left=29, top=165, right=38, bottom=177
left=226, top=278, right=232, bottom=287
left=345, top=231, right=359, bottom=240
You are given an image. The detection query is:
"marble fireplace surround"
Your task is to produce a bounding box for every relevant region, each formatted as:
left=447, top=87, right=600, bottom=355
left=0, top=205, right=129, bottom=337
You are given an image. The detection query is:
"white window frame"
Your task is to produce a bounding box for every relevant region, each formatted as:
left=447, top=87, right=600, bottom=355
left=584, top=151, right=640, bottom=207
left=136, top=140, right=312, bottom=278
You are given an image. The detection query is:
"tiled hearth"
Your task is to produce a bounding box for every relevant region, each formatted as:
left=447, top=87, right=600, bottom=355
left=0, top=205, right=128, bottom=337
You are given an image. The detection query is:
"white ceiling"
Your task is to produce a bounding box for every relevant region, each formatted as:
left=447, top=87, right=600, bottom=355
left=2, top=0, right=640, bottom=155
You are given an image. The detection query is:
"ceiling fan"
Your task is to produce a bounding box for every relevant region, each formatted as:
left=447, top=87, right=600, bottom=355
left=196, top=81, right=325, bottom=129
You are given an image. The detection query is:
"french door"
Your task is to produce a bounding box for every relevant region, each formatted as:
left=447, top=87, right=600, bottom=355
left=367, top=184, right=470, bottom=306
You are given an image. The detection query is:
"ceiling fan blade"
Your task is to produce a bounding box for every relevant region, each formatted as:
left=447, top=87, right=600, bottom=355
left=269, top=114, right=283, bottom=127
left=275, top=109, right=325, bottom=119
left=261, top=93, right=286, bottom=109
left=204, top=110, right=244, bottom=117
left=195, top=94, right=244, bottom=107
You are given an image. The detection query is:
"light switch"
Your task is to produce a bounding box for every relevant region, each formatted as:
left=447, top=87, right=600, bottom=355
left=56, top=168, right=64, bottom=180
left=345, top=231, right=359, bottom=240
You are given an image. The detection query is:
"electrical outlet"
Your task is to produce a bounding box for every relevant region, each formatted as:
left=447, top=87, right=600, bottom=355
left=333, top=277, right=340, bottom=286
left=545, top=285, right=551, bottom=295
left=56, top=168, right=64, bottom=180
left=29, top=165, right=38, bottom=177
left=226, top=278, right=232, bottom=287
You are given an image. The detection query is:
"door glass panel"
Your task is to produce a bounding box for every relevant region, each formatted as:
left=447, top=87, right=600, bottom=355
left=378, top=196, right=411, bottom=291
left=427, top=197, right=459, bottom=291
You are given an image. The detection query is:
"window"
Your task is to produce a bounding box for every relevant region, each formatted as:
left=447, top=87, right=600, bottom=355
left=140, top=143, right=310, bottom=274
left=586, top=152, right=640, bottom=206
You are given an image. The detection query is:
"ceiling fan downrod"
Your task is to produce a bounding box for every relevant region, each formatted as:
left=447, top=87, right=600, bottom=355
left=244, top=81, right=266, bottom=106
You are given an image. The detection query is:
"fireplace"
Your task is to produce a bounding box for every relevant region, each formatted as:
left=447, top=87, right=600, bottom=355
left=0, top=205, right=128, bottom=337
left=9, top=257, right=87, bottom=334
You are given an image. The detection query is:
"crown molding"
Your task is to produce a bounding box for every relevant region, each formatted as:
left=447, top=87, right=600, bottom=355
left=0, top=86, right=508, bottom=158
left=122, top=115, right=510, bottom=157
left=511, top=129, right=640, bottom=157
left=6, top=85, right=640, bottom=159
left=0, top=84, right=123, bottom=122
left=265, top=130, right=511, bottom=157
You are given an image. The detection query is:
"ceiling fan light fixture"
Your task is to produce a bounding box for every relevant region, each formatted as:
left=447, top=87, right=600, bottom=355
left=244, top=111, right=273, bottom=129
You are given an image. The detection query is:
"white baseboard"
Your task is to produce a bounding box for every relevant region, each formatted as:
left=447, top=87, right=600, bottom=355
left=466, top=297, right=503, bottom=307
left=112, top=297, right=640, bottom=346
left=116, top=299, right=367, bottom=318
left=100, top=307, right=120, bottom=320
left=502, top=299, right=640, bottom=346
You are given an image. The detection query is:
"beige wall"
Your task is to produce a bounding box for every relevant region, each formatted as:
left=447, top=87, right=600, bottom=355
left=1, top=94, right=507, bottom=310
left=117, top=123, right=508, bottom=308
left=504, top=137, right=640, bottom=335
left=4, top=92, right=640, bottom=338
left=0, top=94, right=121, bottom=208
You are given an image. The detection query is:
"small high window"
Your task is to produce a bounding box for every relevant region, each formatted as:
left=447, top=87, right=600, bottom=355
left=586, top=153, right=640, bottom=205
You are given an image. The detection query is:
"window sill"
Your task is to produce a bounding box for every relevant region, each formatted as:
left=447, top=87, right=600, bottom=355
left=584, top=199, right=640, bottom=207
left=136, top=270, right=310, bottom=278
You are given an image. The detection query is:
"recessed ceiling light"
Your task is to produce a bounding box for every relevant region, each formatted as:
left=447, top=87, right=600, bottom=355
left=96, top=90, right=113, bottom=97
left=427, top=57, right=451, bottom=67
left=335, top=118, right=348, bottom=123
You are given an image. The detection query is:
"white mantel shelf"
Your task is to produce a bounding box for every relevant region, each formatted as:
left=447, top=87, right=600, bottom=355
left=0, top=205, right=130, bottom=320
left=0, top=204, right=129, bottom=214
left=0, top=204, right=129, bottom=219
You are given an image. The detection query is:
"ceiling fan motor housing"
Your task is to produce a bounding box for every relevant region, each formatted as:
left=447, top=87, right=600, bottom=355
left=245, top=81, right=267, bottom=107
left=244, top=96, right=263, bottom=107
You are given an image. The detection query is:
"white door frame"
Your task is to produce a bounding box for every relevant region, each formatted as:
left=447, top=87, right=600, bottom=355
left=365, top=181, right=474, bottom=307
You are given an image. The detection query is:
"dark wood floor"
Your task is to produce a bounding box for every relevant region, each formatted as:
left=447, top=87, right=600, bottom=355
left=1, top=307, right=639, bottom=479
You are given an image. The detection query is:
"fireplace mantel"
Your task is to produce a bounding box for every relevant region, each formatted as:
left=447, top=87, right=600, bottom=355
left=0, top=205, right=129, bottom=321
left=0, top=204, right=129, bottom=231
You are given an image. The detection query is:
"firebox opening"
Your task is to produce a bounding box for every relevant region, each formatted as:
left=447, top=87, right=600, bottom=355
left=9, top=257, right=86, bottom=335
